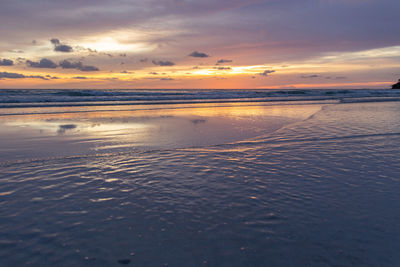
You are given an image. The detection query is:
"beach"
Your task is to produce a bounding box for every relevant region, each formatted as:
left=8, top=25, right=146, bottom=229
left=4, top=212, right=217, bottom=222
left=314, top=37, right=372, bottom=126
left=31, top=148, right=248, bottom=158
left=1, top=90, right=400, bottom=266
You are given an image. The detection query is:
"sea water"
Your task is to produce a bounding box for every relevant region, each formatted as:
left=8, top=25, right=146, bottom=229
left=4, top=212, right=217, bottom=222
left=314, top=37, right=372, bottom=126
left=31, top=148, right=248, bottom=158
left=0, top=89, right=399, bottom=266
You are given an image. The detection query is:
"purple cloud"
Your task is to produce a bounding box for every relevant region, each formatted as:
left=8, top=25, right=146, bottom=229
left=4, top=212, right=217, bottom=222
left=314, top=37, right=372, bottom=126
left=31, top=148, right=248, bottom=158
left=259, top=70, right=275, bottom=76
left=189, top=51, right=210, bottom=58
left=0, top=59, right=13, bottom=66
left=0, top=71, right=48, bottom=80
left=152, top=60, right=175, bottom=66
left=216, top=59, right=232, bottom=65
left=27, top=58, right=57, bottom=68
left=59, top=60, right=99, bottom=71
left=51, top=38, right=73, bottom=52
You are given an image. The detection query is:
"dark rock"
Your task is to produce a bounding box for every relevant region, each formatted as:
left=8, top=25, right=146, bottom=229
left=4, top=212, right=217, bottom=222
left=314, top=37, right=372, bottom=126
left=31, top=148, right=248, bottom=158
left=118, top=259, right=131, bottom=264
left=392, top=79, right=400, bottom=89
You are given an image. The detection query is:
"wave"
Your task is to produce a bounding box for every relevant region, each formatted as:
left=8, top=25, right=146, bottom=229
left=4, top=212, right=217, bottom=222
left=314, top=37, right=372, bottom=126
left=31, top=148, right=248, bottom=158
left=0, top=89, right=400, bottom=108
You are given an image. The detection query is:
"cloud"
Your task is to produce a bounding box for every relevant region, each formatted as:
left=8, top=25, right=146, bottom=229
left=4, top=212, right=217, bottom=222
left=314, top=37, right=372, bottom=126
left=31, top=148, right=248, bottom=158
left=50, top=38, right=60, bottom=45
left=301, top=74, right=319, bottom=78
left=59, top=60, right=99, bottom=71
left=9, top=50, right=24, bottom=53
left=1, top=0, right=400, bottom=68
left=139, top=58, right=148, bottom=63
left=1, top=0, right=399, bottom=89
left=79, top=65, right=99, bottom=71
left=259, top=70, right=275, bottom=76
left=55, top=44, right=73, bottom=52
left=0, top=59, right=14, bottom=66
left=16, top=57, right=26, bottom=63
left=0, top=72, right=25, bottom=79
left=72, top=76, right=88, bottom=79
left=59, top=60, right=81, bottom=69
left=51, top=38, right=73, bottom=52
left=0, top=71, right=48, bottom=80
left=160, top=77, right=174, bottom=80
left=215, top=66, right=231, bottom=70
left=300, top=75, right=347, bottom=79
left=27, top=58, right=57, bottom=68
left=149, top=72, right=158, bottom=75
left=152, top=60, right=175, bottom=66
left=189, top=51, right=210, bottom=58
left=216, top=59, right=232, bottom=65
left=46, top=74, right=60, bottom=79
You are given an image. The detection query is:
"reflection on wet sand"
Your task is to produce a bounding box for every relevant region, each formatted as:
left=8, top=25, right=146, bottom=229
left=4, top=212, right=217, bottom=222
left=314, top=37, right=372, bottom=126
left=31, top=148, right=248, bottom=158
left=0, top=103, right=321, bottom=161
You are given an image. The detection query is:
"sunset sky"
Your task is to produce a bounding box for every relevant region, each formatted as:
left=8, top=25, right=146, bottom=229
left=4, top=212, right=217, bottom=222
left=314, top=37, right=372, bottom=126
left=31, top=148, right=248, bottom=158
left=0, top=0, right=399, bottom=89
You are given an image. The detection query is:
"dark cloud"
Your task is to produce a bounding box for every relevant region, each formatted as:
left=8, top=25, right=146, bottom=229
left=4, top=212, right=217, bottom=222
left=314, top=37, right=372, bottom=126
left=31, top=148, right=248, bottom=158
left=0, top=72, right=25, bottom=79
left=50, top=38, right=60, bottom=45
left=139, top=58, right=148, bottom=63
left=215, top=66, right=231, bottom=70
left=59, top=60, right=81, bottom=69
left=59, top=60, right=99, bottom=71
left=27, top=58, right=57, bottom=68
left=301, top=74, right=319, bottom=78
left=51, top=38, right=73, bottom=52
left=160, top=77, right=174, bottom=80
left=259, top=70, right=275, bottom=76
left=45, top=74, right=60, bottom=79
left=149, top=72, right=158, bottom=75
left=189, top=51, right=210, bottom=58
left=73, top=76, right=88, bottom=79
left=216, top=59, right=232, bottom=65
left=0, top=71, right=48, bottom=80
left=79, top=65, right=99, bottom=71
left=120, top=70, right=133, bottom=74
left=152, top=60, right=175, bottom=66
left=54, top=44, right=73, bottom=52
left=0, top=59, right=14, bottom=66
left=301, top=75, right=347, bottom=80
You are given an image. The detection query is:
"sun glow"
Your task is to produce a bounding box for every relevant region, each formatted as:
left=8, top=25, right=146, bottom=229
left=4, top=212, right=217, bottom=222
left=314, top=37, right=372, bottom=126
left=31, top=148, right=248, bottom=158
left=82, top=37, right=135, bottom=52
left=81, top=35, right=154, bottom=53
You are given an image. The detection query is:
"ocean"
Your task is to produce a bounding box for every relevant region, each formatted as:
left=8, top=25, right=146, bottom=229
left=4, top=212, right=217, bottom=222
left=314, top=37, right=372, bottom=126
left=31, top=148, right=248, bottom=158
left=0, top=89, right=399, bottom=266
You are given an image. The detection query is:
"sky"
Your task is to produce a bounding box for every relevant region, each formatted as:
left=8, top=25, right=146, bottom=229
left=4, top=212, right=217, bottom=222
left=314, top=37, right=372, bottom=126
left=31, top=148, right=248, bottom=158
left=0, top=0, right=399, bottom=89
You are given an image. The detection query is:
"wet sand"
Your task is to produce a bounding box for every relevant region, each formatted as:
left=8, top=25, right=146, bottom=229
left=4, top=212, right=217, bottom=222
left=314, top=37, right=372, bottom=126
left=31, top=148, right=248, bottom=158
left=1, top=101, right=400, bottom=266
